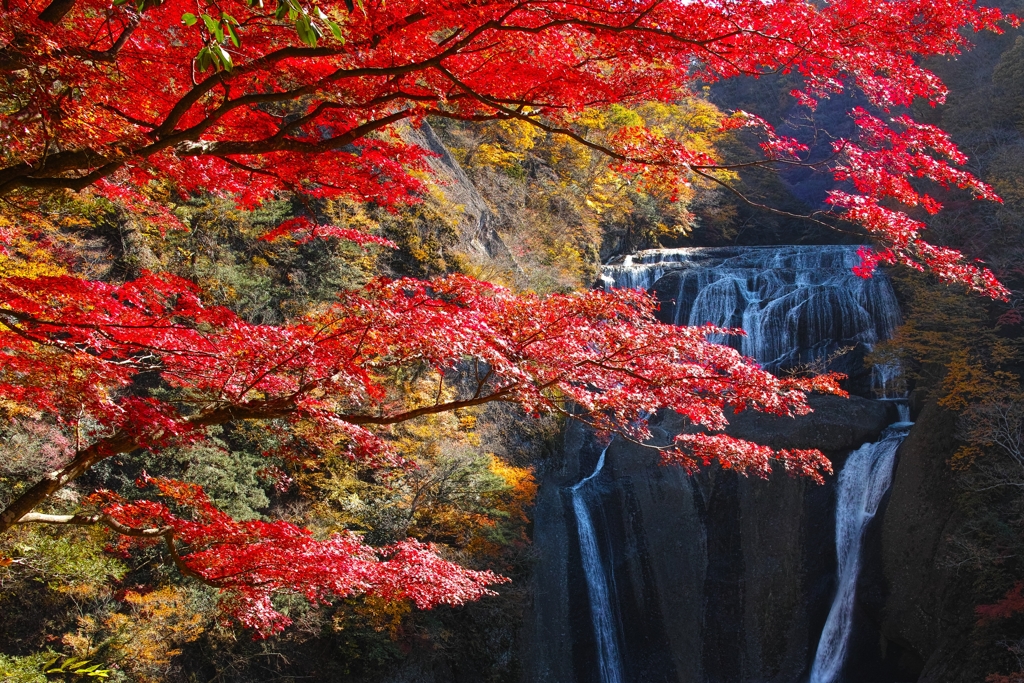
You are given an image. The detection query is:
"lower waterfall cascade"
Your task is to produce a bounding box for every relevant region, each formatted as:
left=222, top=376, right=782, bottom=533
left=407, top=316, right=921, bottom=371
left=809, top=404, right=913, bottom=683
left=572, top=444, right=624, bottom=683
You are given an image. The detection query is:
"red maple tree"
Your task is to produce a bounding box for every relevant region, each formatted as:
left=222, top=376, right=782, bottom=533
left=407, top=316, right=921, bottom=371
left=1, top=271, right=843, bottom=633
left=0, top=0, right=1014, bottom=634
left=0, top=0, right=1015, bottom=294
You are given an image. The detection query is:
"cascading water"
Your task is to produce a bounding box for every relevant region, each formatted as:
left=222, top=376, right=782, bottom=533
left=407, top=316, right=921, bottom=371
left=808, top=410, right=913, bottom=683
left=583, top=245, right=910, bottom=682
left=601, top=246, right=902, bottom=381
left=572, top=444, right=624, bottom=683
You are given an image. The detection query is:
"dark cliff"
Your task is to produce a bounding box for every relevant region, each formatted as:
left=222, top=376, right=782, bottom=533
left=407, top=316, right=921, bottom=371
left=875, top=396, right=1015, bottom=683
left=522, top=395, right=891, bottom=682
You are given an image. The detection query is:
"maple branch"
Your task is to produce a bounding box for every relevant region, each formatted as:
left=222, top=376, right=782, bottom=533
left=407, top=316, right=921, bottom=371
left=338, top=385, right=519, bottom=425
left=687, top=168, right=863, bottom=237
left=0, top=430, right=137, bottom=535
left=15, top=512, right=168, bottom=536
left=62, top=16, right=141, bottom=62
left=0, top=398, right=299, bottom=535
left=13, top=512, right=219, bottom=587
left=37, top=0, right=76, bottom=24
left=177, top=110, right=415, bottom=157
left=0, top=5, right=811, bottom=195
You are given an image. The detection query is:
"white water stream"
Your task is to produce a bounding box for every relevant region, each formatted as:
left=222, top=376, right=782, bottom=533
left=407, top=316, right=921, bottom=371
left=572, top=444, right=624, bottom=683
left=808, top=408, right=913, bottom=683
left=601, top=246, right=902, bottom=380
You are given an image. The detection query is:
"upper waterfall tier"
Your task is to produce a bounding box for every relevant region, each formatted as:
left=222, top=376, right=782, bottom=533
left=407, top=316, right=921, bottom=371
left=601, top=245, right=902, bottom=372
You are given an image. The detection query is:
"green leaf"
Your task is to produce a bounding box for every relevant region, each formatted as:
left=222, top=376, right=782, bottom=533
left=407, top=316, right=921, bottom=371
left=326, top=19, right=345, bottom=42
left=295, top=15, right=317, bottom=47
left=195, top=46, right=213, bottom=72
left=202, top=13, right=219, bottom=32
left=226, top=23, right=240, bottom=47
left=275, top=0, right=300, bottom=21
left=211, top=43, right=234, bottom=71
left=181, top=12, right=197, bottom=25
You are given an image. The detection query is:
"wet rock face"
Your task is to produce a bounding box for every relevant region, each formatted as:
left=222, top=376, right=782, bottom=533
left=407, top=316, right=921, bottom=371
left=876, top=397, right=989, bottom=683
left=522, top=396, right=891, bottom=683
left=721, top=394, right=893, bottom=456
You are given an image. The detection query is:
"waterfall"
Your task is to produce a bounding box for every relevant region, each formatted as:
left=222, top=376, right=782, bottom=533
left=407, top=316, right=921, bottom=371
left=871, top=359, right=906, bottom=400
left=594, top=245, right=911, bottom=681
left=572, top=444, right=624, bottom=683
left=808, top=416, right=912, bottom=683
left=601, top=246, right=902, bottom=380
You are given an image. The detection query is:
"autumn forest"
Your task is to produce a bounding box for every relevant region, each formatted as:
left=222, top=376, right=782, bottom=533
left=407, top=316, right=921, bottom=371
left=1, top=0, right=1024, bottom=681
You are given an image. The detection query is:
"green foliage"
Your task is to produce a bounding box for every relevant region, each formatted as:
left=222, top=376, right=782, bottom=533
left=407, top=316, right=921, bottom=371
left=40, top=655, right=112, bottom=678
left=157, top=195, right=382, bottom=321
left=0, top=652, right=50, bottom=683
left=371, top=185, right=465, bottom=278
left=0, top=527, right=127, bottom=594
left=164, top=439, right=270, bottom=521
left=86, top=426, right=275, bottom=523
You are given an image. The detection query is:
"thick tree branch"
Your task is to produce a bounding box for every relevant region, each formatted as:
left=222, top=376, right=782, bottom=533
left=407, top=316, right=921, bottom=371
left=338, top=385, right=519, bottom=425
left=176, top=109, right=415, bottom=157
left=37, top=0, right=75, bottom=24
left=0, top=399, right=299, bottom=535
left=14, top=512, right=220, bottom=587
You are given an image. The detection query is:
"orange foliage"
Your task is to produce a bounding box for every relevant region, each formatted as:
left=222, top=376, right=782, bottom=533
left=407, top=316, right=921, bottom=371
left=63, top=586, right=206, bottom=683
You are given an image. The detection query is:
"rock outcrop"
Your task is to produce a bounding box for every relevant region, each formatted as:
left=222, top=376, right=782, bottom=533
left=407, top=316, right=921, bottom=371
left=398, top=122, right=519, bottom=268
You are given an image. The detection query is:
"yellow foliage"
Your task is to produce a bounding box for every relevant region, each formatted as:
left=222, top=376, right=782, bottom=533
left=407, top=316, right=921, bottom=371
left=64, top=586, right=206, bottom=683
left=339, top=595, right=412, bottom=639
left=488, top=457, right=537, bottom=524
left=950, top=444, right=983, bottom=471
left=872, top=270, right=1020, bottom=392
left=940, top=351, right=1019, bottom=412
left=475, top=142, right=526, bottom=171
left=0, top=240, right=67, bottom=279
left=497, top=118, right=543, bottom=151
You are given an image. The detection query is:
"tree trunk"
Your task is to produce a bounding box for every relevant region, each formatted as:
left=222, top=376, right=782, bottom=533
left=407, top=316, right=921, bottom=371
left=0, top=431, right=134, bottom=534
